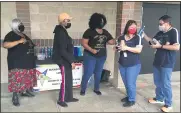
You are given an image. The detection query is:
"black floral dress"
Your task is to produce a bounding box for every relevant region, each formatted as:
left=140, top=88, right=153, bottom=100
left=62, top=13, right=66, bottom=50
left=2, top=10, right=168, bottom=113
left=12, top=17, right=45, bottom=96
left=3, top=31, right=37, bottom=93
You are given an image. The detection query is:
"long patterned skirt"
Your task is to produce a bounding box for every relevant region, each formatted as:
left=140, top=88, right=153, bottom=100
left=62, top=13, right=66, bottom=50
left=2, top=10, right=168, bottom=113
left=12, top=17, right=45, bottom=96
left=8, top=68, right=37, bottom=93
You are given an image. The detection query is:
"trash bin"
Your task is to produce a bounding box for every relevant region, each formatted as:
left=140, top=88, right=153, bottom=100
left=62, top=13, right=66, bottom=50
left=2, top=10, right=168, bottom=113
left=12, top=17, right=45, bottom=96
left=101, top=69, right=111, bottom=82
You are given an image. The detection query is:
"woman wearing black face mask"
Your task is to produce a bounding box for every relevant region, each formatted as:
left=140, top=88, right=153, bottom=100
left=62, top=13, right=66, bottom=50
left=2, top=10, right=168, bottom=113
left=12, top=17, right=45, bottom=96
left=3, top=18, right=37, bottom=106
left=80, top=13, right=115, bottom=96
left=52, top=13, right=79, bottom=107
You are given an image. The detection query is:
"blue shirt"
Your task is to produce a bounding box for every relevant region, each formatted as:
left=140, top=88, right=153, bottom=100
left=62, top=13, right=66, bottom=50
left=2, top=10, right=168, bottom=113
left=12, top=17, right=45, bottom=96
left=119, top=35, right=143, bottom=67
left=153, top=28, right=180, bottom=68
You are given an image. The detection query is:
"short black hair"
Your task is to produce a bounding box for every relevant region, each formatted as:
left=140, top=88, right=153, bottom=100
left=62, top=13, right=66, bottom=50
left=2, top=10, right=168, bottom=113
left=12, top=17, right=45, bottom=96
left=159, top=15, right=172, bottom=24
left=89, top=13, right=107, bottom=30
left=123, top=20, right=137, bottom=35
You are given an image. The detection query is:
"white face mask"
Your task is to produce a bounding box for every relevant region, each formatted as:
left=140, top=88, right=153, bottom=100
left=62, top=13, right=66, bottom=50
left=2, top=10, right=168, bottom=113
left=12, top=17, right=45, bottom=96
left=159, top=25, right=165, bottom=31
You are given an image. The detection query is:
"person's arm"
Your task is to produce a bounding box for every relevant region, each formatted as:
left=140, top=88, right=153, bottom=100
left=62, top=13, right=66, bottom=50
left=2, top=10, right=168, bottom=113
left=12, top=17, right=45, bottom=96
left=3, top=41, right=20, bottom=49
left=58, top=31, right=75, bottom=64
left=151, top=28, right=180, bottom=51
left=107, top=39, right=116, bottom=45
left=3, top=37, right=26, bottom=49
left=143, top=32, right=152, bottom=42
left=163, top=28, right=180, bottom=51
left=124, top=35, right=143, bottom=54
left=106, top=30, right=116, bottom=45
left=161, top=44, right=180, bottom=51
left=126, top=46, right=143, bottom=54
left=81, top=39, right=97, bottom=54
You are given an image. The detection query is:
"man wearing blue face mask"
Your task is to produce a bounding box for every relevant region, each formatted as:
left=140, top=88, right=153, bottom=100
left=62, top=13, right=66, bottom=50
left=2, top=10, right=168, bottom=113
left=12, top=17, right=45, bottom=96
left=143, top=15, right=180, bottom=112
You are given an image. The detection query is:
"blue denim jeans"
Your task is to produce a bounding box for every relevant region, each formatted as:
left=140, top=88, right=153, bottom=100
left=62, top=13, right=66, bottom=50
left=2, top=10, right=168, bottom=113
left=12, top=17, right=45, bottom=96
left=119, top=64, right=141, bottom=101
left=81, top=52, right=106, bottom=92
left=153, top=66, right=173, bottom=107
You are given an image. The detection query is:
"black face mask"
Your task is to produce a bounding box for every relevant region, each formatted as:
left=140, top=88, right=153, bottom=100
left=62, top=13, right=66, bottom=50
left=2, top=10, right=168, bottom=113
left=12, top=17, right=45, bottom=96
left=18, top=24, right=25, bottom=32
left=97, top=20, right=105, bottom=29
left=65, top=23, right=71, bottom=29
left=97, top=24, right=104, bottom=29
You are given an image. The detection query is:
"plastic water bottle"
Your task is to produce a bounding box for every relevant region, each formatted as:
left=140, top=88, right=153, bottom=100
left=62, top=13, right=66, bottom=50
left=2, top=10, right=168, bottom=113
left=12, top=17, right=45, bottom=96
left=115, top=39, right=121, bottom=52
left=40, top=47, right=44, bottom=54
left=45, top=47, right=48, bottom=59
left=78, top=46, right=82, bottom=56
left=88, top=76, right=94, bottom=89
left=138, top=25, right=145, bottom=38
left=47, top=47, right=51, bottom=58
left=50, top=46, right=53, bottom=58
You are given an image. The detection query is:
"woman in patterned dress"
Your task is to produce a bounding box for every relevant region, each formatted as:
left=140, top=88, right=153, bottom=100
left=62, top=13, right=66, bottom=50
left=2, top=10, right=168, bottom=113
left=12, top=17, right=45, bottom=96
left=3, top=19, right=37, bottom=106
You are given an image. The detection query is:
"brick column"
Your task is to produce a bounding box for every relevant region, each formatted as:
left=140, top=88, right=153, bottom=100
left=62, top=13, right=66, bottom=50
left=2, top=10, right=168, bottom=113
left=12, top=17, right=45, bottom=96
left=113, top=2, right=143, bottom=88
left=121, top=2, right=143, bottom=33
left=16, top=2, right=31, bottom=37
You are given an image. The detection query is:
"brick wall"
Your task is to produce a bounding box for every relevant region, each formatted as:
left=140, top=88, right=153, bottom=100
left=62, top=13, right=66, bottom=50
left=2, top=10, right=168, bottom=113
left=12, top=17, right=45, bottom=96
left=16, top=2, right=31, bottom=37
left=113, top=2, right=143, bottom=88
left=120, top=2, right=143, bottom=34
left=0, top=2, right=117, bottom=83
left=29, top=2, right=117, bottom=40
left=28, top=2, right=117, bottom=78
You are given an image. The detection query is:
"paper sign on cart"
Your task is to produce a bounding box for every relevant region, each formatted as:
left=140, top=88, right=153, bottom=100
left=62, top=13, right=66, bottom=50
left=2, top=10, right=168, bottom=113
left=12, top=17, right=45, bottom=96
left=34, top=63, right=83, bottom=92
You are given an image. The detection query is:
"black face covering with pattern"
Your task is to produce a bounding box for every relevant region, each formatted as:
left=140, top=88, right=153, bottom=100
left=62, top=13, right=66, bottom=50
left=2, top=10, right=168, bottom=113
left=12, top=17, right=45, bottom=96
left=18, top=24, right=25, bottom=32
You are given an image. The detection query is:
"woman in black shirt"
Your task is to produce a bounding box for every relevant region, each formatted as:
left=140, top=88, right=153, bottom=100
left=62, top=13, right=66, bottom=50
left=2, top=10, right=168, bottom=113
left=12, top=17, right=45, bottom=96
left=3, top=19, right=37, bottom=106
left=117, top=20, right=143, bottom=107
left=80, top=13, right=115, bottom=96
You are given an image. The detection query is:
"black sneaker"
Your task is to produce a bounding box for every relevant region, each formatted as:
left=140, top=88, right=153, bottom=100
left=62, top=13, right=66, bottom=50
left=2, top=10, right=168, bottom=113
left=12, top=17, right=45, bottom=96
left=57, top=101, right=68, bottom=107
left=21, top=91, right=34, bottom=97
left=12, top=93, right=20, bottom=107
left=26, top=90, right=35, bottom=97
left=80, top=91, right=85, bottom=96
left=123, top=101, right=135, bottom=107
left=121, top=97, right=128, bottom=102
left=65, top=98, right=79, bottom=102
left=93, top=90, right=102, bottom=95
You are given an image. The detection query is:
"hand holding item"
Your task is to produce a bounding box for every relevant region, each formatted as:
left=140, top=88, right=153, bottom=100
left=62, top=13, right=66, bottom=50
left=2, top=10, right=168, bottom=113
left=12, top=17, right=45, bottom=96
left=120, top=45, right=128, bottom=51
left=115, top=39, right=121, bottom=52
left=120, top=40, right=127, bottom=57
left=71, top=63, right=76, bottom=69
left=149, top=38, right=158, bottom=45
left=142, top=32, right=145, bottom=38
left=113, top=46, right=117, bottom=51
left=150, top=39, right=162, bottom=49
left=91, top=49, right=98, bottom=54
left=18, top=38, right=26, bottom=44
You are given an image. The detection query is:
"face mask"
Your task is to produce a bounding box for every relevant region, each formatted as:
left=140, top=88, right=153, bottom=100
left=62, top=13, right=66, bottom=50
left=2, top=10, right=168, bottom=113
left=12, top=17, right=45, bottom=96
left=97, top=19, right=105, bottom=29
left=65, top=23, right=71, bottom=29
left=97, top=24, right=104, bottom=29
left=128, top=28, right=136, bottom=34
left=18, top=24, right=25, bottom=32
left=159, top=25, right=165, bottom=32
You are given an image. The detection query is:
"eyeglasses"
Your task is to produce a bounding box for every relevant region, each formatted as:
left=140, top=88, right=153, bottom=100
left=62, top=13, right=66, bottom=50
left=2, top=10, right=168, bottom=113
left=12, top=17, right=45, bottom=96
left=159, top=23, right=165, bottom=26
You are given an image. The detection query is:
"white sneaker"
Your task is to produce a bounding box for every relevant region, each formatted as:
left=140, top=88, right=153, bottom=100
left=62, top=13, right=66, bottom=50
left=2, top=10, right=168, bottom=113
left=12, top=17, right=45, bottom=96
left=161, top=105, right=173, bottom=112
left=148, top=98, right=164, bottom=104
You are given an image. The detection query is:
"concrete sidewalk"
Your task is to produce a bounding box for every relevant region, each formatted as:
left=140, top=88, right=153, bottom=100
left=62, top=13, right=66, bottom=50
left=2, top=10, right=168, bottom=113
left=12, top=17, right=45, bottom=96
left=1, top=72, right=180, bottom=112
